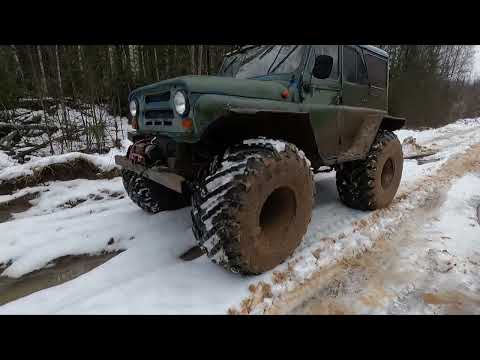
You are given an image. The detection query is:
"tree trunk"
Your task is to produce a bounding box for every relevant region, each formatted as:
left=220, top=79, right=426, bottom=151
left=108, top=46, right=115, bottom=77
left=141, top=46, right=147, bottom=80
left=10, top=45, right=24, bottom=81
left=164, top=46, right=170, bottom=78
left=55, top=45, right=70, bottom=152
left=154, top=47, right=160, bottom=81
left=129, top=45, right=139, bottom=79
left=36, top=46, right=49, bottom=96
left=198, top=45, right=203, bottom=75
left=173, top=45, right=177, bottom=76
left=190, top=45, right=196, bottom=75
left=206, top=46, right=211, bottom=75
left=77, top=45, right=84, bottom=74
left=28, top=46, right=54, bottom=154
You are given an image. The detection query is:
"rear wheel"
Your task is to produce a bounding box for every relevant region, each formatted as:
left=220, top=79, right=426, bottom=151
left=191, top=139, right=315, bottom=275
left=336, top=130, right=403, bottom=210
left=122, top=169, right=188, bottom=213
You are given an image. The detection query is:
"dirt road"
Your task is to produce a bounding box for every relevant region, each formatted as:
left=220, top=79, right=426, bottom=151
left=282, top=143, right=480, bottom=315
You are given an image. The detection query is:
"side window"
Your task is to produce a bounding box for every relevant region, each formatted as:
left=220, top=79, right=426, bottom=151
left=343, top=46, right=369, bottom=85
left=365, top=54, right=387, bottom=88
left=313, top=45, right=339, bottom=80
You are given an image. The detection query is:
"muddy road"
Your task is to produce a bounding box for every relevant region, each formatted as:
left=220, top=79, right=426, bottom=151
left=284, top=144, right=480, bottom=315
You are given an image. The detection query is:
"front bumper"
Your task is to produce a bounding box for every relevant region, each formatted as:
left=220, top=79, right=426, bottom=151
left=115, top=155, right=186, bottom=194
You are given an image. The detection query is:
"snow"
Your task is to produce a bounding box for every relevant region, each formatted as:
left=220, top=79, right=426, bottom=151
left=0, top=105, right=130, bottom=159
left=0, top=152, right=16, bottom=171
left=0, top=199, right=252, bottom=313
left=0, top=146, right=126, bottom=182
left=0, top=117, right=480, bottom=314
left=426, top=173, right=480, bottom=259
left=243, top=138, right=287, bottom=153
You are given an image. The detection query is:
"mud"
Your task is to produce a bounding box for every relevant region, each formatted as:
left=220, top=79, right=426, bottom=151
left=0, top=192, right=38, bottom=223
left=0, top=252, right=120, bottom=306
left=0, top=158, right=120, bottom=195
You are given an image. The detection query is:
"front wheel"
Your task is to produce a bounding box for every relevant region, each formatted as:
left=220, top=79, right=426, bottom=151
left=122, top=169, right=188, bottom=213
left=336, top=130, right=403, bottom=210
left=191, top=139, right=315, bottom=275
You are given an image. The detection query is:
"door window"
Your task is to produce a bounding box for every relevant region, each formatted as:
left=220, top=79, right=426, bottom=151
left=365, top=54, right=387, bottom=88
left=343, top=46, right=369, bottom=85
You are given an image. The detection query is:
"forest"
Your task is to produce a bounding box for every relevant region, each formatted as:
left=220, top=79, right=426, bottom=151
left=0, top=45, right=479, bottom=157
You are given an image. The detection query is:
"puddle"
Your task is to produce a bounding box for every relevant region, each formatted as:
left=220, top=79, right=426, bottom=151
left=0, top=192, right=38, bottom=223
left=0, top=252, right=121, bottom=306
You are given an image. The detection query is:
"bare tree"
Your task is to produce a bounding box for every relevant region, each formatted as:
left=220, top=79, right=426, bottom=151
left=36, top=46, right=48, bottom=96
left=198, top=45, right=203, bottom=75
left=10, top=45, right=24, bottom=82
left=154, top=47, right=160, bottom=81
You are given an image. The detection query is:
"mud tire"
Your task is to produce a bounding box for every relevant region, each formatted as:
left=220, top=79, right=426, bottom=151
left=122, top=169, right=187, bottom=213
left=191, top=139, right=315, bottom=275
left=336, top=130, right=403, bottom=210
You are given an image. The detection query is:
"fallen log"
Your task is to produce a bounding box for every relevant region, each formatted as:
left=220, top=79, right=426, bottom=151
left=0, top=122, right=58, bottom=132
left=0, top=131, right=18, bottom=147
left=403, top=151, right=438, bottom=160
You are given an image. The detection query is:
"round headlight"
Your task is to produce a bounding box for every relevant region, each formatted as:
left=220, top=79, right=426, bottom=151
left=129, top=99, right=138, bottom=117
left=173, top=91, right=188, bottom=116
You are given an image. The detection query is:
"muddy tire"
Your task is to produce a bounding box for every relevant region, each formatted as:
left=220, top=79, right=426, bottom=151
left=336, top=130, right=403, bottom=210
left=122, top=169, right=188, bottom=213
left=191, top=139, right=315, bottom=275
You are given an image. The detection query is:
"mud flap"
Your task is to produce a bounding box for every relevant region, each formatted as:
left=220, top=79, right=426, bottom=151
left=179, top=246, right=205, bottom=261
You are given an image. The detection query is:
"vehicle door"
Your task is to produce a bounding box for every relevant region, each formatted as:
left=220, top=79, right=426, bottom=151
left=301, top=45, right=341, bottom=164
left=339, top=45, right=372, bottom=159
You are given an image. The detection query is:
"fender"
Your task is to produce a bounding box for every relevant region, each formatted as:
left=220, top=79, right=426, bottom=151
left=195, top=94, right=323, bottom=167
left=380, top=115, right=406, bottom=131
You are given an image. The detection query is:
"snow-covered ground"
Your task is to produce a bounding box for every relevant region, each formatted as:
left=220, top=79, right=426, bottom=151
left=0, top=118, right=480, bottom=314
left=291, top=172, right=480, bottom=315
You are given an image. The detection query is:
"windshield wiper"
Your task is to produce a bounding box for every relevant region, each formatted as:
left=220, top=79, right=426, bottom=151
left=266, top=46, right=284, bottom=74
left=268, top=45, right=299, bottom=75
left=259, top=45, right=275, bottom=60
left=221, top=56, right=239, bottom=75
left=222, top=45, right=266, bottom=75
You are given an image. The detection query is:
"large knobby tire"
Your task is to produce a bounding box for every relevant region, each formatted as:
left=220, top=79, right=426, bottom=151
left=336, top=130, right=403, bottom=210
left=191, top=139, right=315, bottom=275
left=122, top=169, right=188, bottom=213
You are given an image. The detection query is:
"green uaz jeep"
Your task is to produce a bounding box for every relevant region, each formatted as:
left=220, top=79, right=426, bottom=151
left=116, top=45, right=405, bottom=275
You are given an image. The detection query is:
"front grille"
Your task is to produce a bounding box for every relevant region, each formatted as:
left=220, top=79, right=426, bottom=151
left=145, top=92, right=170, bottom=103
left=144, top=110, right=174, bottom=120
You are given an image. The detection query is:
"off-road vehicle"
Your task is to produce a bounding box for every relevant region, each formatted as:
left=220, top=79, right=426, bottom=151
left=115, top=45, right=405, bottom=275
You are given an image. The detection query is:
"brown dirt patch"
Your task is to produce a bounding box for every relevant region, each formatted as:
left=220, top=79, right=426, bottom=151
left=0, top=158, right=120, bottom=195
left=422, top=291, right=480, bottom=313
left=0, top=191, right=39, bottom=223
left=0, top=252, right=122, bottom=306
left=228, top=281, right=273, bottom=315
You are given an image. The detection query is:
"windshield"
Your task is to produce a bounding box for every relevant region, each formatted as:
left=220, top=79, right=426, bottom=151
left=218, top=45, right=305, bottom=79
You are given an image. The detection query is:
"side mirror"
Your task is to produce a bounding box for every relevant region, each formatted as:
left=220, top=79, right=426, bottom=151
left=312, top=55, right=333, bottom=80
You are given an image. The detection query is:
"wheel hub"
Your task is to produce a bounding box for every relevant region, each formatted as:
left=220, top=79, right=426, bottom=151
left=259, top=187, right=297, bottom=247
left=381, top=158, right=395, bottom=189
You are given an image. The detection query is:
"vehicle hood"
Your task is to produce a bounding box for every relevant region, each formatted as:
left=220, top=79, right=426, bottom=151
left=130, top=75, right=289, bottom=102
